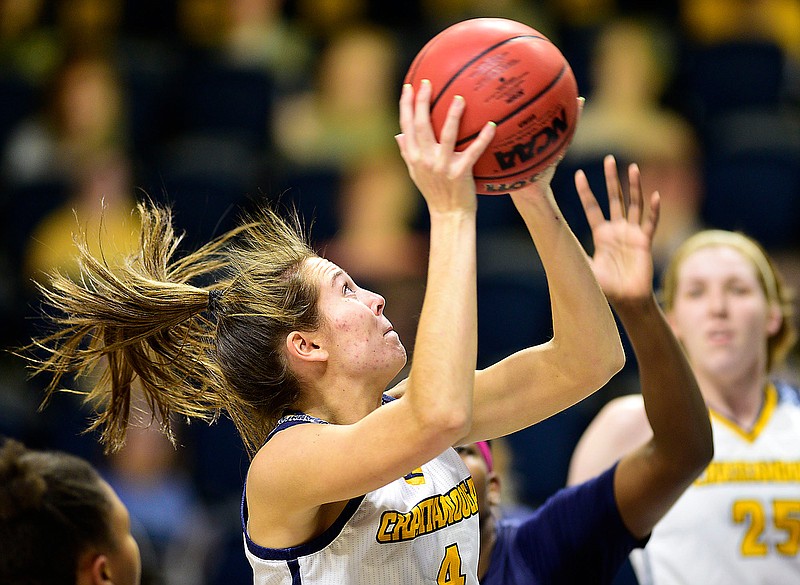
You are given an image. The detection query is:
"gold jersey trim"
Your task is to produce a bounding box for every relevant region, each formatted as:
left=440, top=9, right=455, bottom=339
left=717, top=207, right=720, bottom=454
left=710, top=383, right=777, bottom=442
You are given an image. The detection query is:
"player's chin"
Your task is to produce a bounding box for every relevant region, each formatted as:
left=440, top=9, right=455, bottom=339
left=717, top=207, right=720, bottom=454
left=388, top=338, right=408, bottom=364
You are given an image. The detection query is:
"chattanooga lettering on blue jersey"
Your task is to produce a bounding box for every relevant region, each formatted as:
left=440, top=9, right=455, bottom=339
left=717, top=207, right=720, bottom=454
left=695, top=460, right=800, bottom=485
left=376, top=477, right=479, bottom=543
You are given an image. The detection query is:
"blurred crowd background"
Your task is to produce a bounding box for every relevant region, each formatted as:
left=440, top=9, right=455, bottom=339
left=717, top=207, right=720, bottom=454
left=1, top=0, right=800, bottom=583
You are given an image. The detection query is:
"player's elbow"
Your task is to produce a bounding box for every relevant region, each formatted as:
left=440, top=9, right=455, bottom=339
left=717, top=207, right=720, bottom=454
left=608, top=336, right=626, bottom=377
left=413, top=400, right=472, bottom=446
left=432, top=408, right=472, bottom=441
left=604, top=344, right=626, bottom=385
left=589, top=319, right=626, bottom=376
left=576, top=338, right=626, bottom=390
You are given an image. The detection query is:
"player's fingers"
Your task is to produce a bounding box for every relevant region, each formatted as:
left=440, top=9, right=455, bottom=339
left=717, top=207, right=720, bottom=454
left=575, top=96, right=585, bottom=127
left=438, top=95, right=465, bottom=155
left=627, top=163, right=643, bottom=225
left=413, top=79, right=437, bottom=147
left=457, top=120, right=496, bottom=170
left=604, top=154, right=625, bottom=220
left=575, top=168, right=605, bottom=230
left=398, top=84, right=417, bottom=156
left=642, top=190, right=661, bottom=241
left=394, top=133, right=407, bottom=157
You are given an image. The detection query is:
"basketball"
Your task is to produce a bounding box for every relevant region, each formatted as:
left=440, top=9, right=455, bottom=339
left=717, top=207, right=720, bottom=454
left=404, top=18, right=579, bottom=195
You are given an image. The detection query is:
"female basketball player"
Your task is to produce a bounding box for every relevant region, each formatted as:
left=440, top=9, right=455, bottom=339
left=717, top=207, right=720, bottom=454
left=25, top=81, right=624, bottom=584
left=569, top=226, right=800, bottom=583
left=0, top=438, right=141, bottom=585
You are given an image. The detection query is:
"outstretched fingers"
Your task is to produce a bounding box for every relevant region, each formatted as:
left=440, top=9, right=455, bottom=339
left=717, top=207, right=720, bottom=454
left=436, top=88, right=496, bottom=176
left=642, top=190, right=661, bottom=241
left=627, top=162, right=661, bottom=239
left=575, top=168, right=605, bottom=231
left=626, top=162, right=643, bottom=225
left=603, top=154, right=625, bottom=221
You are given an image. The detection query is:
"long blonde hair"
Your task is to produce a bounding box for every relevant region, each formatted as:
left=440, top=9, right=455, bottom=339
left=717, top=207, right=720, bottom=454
left=25, top=200, right=321, bottom=456
left=660, top=229, right=797, bottom=372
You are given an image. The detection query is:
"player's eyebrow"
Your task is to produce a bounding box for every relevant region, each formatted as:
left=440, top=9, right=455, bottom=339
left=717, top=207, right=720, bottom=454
left=330, top=269, right=345, bottom=288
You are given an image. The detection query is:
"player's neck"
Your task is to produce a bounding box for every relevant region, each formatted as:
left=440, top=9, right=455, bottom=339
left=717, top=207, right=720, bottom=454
left=477, top=512, right=498, bottom=580
left=702, top=376, right=769, bottom=431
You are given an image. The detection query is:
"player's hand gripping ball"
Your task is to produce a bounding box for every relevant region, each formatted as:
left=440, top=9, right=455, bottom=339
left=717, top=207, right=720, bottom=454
left=404, top=17, right=579, bottom=195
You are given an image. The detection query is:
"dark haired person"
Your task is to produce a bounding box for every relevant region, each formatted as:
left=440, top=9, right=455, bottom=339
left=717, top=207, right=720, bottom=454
left=0, top=438, right=141, bottom=585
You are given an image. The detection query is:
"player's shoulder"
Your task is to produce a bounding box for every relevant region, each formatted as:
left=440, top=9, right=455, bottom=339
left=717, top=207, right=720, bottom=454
left=593, top=393, right=648, bottom=429
left=569, top=394, right=649, bottom=485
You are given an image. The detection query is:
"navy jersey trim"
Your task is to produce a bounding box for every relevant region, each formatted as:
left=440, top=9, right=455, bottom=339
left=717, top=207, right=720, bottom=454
left=265, top=412, right=329, bottom=443
left=263, top=393, right=395, bottom=442
left=243, top=489, right=365, bottom=561
left=242, top=404, right=381, bottom=561
left=288, top=559, right=301, bottom=584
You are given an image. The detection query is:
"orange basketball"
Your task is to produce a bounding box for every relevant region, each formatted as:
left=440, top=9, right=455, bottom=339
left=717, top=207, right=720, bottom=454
left=404, top=18, right=579, bottom=195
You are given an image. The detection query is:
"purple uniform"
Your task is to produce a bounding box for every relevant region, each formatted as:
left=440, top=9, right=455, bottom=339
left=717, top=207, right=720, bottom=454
left=482, top=464, right=647, bottom=585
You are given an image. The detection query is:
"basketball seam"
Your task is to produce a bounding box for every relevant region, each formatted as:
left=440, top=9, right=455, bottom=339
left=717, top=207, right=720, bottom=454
left=455, top=63, right=568, bottom=147
left=429, top=34, right=548, bottom=112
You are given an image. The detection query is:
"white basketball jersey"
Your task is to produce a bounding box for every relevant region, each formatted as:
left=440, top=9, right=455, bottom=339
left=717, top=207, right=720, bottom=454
left=631, top=382, right=800, bottom=584
left=243, top=412, right=480, bottom=585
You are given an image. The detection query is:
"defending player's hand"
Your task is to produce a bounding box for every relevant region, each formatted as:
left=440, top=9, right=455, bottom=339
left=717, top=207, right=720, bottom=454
left=576, top=154, right=660, bottom=305
left=395, top=80, right=496, bottom=214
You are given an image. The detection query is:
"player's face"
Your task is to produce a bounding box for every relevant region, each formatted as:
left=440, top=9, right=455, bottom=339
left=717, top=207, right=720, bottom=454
left=101, top=480, right=141, bottom=585
left=456, top=444, right=497, bottom=524
left=308, top=258, right=407, bottom=380
left=668, top=245, right=780, bottom=382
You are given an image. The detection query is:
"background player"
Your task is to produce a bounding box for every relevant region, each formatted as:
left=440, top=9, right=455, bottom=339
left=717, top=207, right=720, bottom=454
left=569, top=227, right=800, bottom=583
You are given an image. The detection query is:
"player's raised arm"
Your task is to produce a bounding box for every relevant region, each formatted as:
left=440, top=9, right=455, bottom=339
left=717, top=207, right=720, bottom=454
left=464, top=151, right=625, bottom=444
left=569, top=155, right=713, bottom=538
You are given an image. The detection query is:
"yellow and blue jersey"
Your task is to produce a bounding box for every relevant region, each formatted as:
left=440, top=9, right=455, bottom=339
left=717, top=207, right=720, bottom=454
left=631, top=381, right=800, bottom=584
left=242, top=395, right=480, bottom=584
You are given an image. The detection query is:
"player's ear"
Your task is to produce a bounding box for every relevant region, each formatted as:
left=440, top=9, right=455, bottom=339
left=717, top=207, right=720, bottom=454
left=286, top=331, right=329, bottom=363
left=487, top=472, right=502, bottom=508
left=766, top=303, right=783, bottom=337
left=88, top=554, right=111, bottom=584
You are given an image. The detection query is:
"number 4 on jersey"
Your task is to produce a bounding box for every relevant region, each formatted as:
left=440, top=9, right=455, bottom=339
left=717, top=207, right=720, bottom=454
left=437, top=543, right=466, bottom=585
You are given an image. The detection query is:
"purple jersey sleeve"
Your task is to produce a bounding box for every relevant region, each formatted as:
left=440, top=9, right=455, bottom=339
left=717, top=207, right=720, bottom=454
left=482, top=463, right=648, bottom=585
